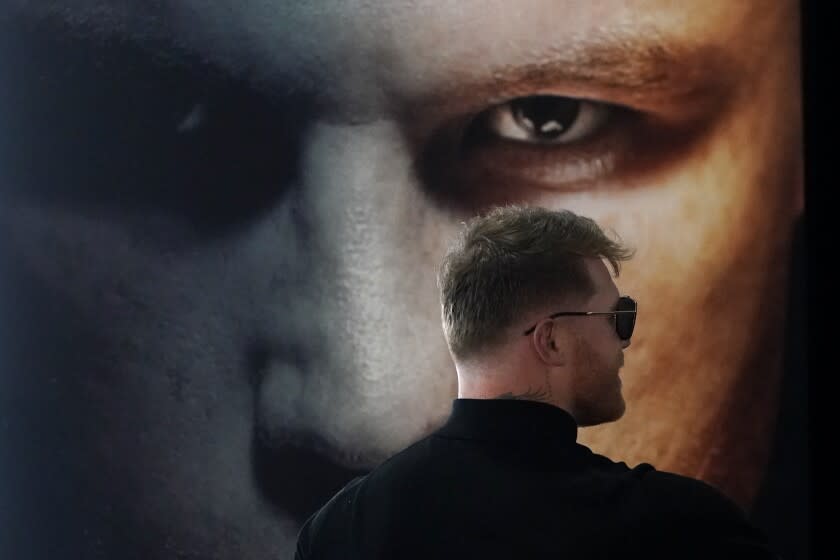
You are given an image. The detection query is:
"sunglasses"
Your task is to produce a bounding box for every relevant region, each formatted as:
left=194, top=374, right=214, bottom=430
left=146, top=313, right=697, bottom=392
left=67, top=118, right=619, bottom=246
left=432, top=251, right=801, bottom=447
left=522, top=296, right=637, bottom=341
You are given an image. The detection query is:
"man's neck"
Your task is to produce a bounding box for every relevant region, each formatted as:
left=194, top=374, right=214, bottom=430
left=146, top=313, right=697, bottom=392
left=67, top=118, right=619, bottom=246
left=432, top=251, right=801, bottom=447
left=457, top=370, right=566, bottom=410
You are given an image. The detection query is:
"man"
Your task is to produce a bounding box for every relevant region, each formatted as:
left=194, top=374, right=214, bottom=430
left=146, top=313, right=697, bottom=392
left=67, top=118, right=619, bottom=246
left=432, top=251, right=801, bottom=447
left=295, top=205, right=778, bottom=559
left=0, top=1, right=804, bottom=558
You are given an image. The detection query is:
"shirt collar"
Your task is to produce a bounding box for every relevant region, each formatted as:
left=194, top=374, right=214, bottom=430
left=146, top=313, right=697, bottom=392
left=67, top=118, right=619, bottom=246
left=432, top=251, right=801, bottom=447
left=436, top=398, right=578, bottom=445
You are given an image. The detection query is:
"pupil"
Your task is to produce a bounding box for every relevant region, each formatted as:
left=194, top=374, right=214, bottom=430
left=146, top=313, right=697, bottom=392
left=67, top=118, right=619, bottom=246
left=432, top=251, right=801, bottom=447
left=511, top=96, right=580, bottom=140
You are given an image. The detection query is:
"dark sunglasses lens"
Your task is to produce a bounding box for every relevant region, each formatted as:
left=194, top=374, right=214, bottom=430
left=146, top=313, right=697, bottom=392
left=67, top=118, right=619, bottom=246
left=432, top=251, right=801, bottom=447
left=616, top=297, right=636, bottom=340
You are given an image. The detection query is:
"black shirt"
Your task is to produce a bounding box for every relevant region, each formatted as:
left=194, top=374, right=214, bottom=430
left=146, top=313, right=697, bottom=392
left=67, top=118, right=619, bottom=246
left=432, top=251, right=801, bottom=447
left=295, top=399, right=778, bottom=559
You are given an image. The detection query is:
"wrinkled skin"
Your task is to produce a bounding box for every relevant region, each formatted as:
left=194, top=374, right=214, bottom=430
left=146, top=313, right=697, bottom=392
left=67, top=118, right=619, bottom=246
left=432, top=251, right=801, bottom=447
left=0, top=1, right=803, bottom=558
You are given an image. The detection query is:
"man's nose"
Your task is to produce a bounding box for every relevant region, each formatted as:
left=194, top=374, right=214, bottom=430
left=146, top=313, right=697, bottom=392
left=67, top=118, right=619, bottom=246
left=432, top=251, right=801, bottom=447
left=283, top=118, right=456, bottom=370
left=253, top=119, right=458, bottom=466
left=289, top=119, right=437, bottom=306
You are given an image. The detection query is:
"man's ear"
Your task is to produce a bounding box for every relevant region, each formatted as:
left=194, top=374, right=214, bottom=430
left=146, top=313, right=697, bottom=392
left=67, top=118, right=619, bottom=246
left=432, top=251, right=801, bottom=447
left=532, top=320, right=566, bottom=366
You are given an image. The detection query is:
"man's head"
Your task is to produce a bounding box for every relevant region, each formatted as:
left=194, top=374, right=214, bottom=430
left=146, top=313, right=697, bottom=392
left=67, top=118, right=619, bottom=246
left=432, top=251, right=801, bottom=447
left=438, top=205, right=632, bottom=359
left=438, top=205, right=634, bottom=424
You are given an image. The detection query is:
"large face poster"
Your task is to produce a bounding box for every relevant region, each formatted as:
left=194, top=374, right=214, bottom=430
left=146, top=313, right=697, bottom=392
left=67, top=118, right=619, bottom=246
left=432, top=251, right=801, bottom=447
left=0, top=1, right=807, bottom=559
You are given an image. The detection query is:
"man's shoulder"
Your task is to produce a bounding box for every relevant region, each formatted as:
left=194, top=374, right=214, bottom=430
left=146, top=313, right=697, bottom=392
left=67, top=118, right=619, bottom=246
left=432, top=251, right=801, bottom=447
left=627, top=468, right=778, bottom=558
left=302, top=474, right=368, bottom=530
left=294, top=475, right=368, bottom=559
left=294, top=435, right=441, bottom=559
left=634, top=467, right=746, bottom=519
left=367, top=431, right=442, bottom=476
left=303, top=433, right=438, bottom=521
